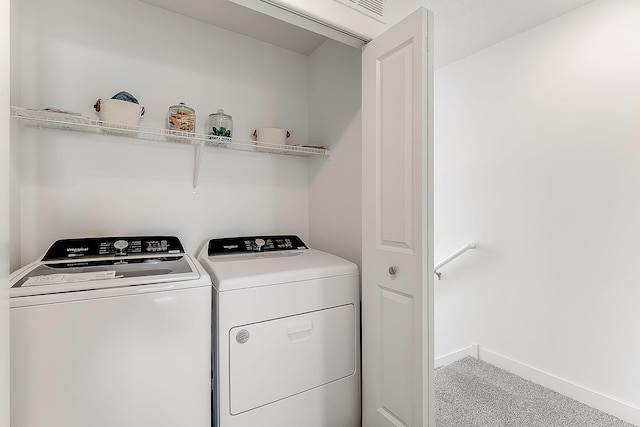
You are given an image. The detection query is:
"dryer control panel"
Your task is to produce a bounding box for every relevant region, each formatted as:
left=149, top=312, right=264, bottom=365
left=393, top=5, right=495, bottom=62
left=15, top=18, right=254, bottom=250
left=207, top=235, right=308, bottom=255
left=42, top=236, right=185, bottom=260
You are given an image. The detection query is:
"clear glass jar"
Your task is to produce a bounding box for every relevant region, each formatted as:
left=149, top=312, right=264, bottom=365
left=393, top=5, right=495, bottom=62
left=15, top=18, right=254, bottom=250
left=207, top=109, right=233, bottom=138
left=167, top=103, right=196, bottom=134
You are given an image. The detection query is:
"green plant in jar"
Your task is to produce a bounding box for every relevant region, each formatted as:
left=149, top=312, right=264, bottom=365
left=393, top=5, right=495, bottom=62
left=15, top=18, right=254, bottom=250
left=207, top=109, right=233, bottom=138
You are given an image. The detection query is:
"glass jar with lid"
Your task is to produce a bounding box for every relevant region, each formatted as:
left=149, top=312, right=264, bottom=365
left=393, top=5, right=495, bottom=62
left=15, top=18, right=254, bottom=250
left=207, top=109, right=233, bottom=138
left=167, top=103, right=195, bottom=133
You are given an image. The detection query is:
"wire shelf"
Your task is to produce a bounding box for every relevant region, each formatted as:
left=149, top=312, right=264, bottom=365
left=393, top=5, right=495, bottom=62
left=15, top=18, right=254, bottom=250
left=10, top=106, right=330, bottom=157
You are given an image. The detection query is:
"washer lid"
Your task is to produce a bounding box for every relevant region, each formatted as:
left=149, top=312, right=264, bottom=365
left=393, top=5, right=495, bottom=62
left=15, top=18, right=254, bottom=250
left=199, top=239, right=358, bottom=291
left=10, top=236, right=203, bottom=298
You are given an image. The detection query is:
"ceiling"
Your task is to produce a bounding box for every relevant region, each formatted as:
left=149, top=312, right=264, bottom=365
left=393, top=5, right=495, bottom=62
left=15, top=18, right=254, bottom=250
left=418, top=0, right=597, bottom=68
left=139, top=0, right=329, bottom=54
left=140, top=0, right=597, bottom=68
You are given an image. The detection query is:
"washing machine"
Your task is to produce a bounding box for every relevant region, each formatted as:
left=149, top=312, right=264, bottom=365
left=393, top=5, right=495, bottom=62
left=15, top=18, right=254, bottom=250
left=198, top=235, right=361, bottom=427
left=10, top=236, right=212, bottom=427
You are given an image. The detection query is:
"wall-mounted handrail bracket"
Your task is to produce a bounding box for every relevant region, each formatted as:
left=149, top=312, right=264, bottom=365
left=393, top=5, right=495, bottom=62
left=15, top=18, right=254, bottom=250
left=434, top=242, right=476, bottom=280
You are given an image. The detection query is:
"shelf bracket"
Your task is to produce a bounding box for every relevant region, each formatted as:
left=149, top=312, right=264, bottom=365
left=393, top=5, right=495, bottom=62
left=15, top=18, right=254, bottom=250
left=193, top=139, right=206, bottom=190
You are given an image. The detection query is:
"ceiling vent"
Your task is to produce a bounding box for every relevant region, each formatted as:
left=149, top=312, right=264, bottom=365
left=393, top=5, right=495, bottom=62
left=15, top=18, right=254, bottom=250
left=336, top=0, right=385, bottom=22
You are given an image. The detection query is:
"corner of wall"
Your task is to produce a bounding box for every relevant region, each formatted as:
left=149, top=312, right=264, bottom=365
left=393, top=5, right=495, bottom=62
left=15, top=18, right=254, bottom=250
left=1, top=0, right=12, bottom=421
left=307, top=40, right=362, bottom=268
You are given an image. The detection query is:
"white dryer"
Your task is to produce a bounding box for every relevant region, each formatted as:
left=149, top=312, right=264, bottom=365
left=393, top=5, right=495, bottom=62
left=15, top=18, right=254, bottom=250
left=10, top=236, right=212, bottom=427
left=198, top=235, right=360, bottom=427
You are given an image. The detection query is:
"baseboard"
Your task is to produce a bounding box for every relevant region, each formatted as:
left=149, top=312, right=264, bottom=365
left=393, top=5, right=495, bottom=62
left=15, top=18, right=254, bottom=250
left=476, top=347, right=640, bottom=426
left=434, top=344, right=478, bottom=368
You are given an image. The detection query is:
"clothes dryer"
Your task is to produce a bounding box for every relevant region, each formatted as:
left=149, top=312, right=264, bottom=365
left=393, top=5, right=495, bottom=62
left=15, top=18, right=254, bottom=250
left=10, top=236, right=211, bottom=427
left=198, top=235, right=360, bottom=427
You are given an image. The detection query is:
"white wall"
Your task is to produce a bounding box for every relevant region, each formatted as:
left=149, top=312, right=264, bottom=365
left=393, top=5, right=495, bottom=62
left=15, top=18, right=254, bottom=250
left=308, top=39, right=362, bottom=269
left=11, top=0, right=316, bottom=268
left=1, top=0, right=11, bottom=421
left=434, top=0, right=640, bottom=418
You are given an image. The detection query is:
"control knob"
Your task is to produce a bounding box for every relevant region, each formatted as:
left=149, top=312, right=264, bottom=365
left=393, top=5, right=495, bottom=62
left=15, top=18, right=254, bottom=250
left=113, top=240, right=128, bottom=255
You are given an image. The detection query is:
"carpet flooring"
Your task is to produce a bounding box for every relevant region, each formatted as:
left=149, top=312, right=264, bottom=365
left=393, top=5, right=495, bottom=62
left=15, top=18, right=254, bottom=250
left=435, top=356, right=636, bottom=427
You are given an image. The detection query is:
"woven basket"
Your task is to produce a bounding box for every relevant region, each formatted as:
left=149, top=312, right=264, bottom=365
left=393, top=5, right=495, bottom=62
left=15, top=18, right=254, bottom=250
left=94, top=98, right=144, bottom=134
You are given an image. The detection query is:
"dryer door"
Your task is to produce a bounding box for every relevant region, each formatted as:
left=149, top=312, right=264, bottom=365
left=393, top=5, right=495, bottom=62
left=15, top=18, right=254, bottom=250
left=229, top=304, right=356, bottom=414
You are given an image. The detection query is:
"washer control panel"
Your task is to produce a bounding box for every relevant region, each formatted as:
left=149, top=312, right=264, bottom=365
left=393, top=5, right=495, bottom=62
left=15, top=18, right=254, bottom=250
left=42, top=236, right=184, bottom=260
left=207, top=235, right=308, bottom=255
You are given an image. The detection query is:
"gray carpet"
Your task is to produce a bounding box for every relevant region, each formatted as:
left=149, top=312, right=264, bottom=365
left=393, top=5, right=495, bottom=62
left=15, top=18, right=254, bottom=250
left=435, top=356, right=636, bottom=427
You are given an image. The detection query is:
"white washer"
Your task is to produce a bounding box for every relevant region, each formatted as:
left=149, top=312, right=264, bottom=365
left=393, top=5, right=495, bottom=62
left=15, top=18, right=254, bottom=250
left=198, top=235, right=361, bottom=427
left=10, top=236, right=212, bottom=427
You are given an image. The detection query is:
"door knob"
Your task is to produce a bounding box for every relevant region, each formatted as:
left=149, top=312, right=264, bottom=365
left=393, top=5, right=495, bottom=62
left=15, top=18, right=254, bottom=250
left=388, top=266, right=397, bottom=275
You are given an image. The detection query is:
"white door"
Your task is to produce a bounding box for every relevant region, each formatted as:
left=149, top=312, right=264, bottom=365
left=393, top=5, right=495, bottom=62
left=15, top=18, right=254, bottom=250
left=362, top=8, right=434, bottom=427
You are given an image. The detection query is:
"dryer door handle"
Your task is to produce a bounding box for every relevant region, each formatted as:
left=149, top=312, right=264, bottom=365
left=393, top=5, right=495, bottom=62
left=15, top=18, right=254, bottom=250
left=287, top=320, right=313, bottom=340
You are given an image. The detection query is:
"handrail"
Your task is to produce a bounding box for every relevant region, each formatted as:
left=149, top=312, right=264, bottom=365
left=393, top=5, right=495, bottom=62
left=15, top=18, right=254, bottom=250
left=434, top=242, right=476, bottom=280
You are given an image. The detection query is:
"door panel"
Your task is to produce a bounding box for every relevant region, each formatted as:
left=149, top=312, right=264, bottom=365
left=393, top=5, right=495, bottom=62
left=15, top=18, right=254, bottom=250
left=362, top=8, right=434, bottom=427
left=380, top=287, right=414, bottom=423
left=379, top=41, right=414, bottom=251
